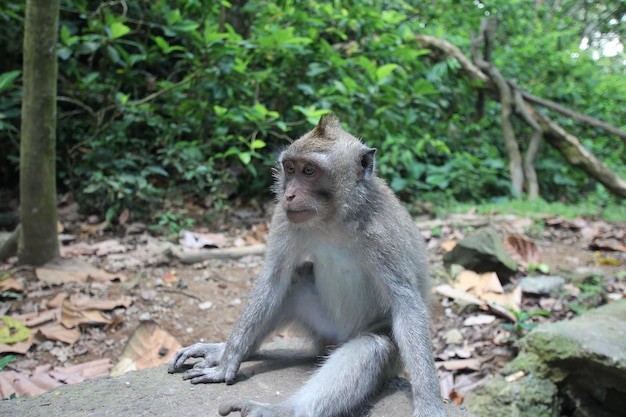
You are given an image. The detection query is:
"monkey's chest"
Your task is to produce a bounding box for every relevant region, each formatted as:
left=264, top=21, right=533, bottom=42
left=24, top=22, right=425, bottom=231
left=297, top=245, right=384, bottom=339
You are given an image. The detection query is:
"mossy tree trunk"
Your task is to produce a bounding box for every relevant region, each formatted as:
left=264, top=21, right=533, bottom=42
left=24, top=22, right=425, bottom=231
left=17, top=0, right=61, bottom=265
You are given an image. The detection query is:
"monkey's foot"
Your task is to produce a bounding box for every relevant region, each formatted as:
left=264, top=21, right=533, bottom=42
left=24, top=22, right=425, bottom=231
left=219, top=400, right=294, bottom=417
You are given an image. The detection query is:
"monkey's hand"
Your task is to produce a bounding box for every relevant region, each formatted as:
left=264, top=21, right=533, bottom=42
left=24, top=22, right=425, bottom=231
left=219, top=400, right=294, bottom=417
left=167, top=342, right=225, bottom=374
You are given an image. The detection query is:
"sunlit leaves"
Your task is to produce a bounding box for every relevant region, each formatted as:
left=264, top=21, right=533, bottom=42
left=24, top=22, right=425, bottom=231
left=108, top=22, right=130, bottom=39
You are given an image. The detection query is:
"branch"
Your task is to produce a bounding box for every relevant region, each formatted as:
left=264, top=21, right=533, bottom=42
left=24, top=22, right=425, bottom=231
left=519, top=88, right=626, bottom=143
left=414, top=33, right=626, bottom=199
left=415, top=35, right=489, bottom=85
left=527, top=104, right=626, bottom=198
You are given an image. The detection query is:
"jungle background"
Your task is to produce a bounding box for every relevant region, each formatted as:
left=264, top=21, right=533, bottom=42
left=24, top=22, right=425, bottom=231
left=1, top=0, right=625, bottom=223
left=0, top=0, right=625, bottom=415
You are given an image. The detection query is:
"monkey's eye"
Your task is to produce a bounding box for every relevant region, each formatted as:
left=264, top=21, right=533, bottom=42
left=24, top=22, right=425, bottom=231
left=302, top=165, right=316, bottom=176
left=283, top=161, right=295, bottom=174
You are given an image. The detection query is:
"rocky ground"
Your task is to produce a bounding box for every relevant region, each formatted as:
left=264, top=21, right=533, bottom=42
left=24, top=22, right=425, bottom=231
left=0, top=207, right=624, bottom=405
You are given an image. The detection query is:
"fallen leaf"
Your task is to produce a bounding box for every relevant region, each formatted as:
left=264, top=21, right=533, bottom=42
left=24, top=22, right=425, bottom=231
left=454, top=271, right=504, bottom=296
left=483, top=285, right=522, bottom=311
left=36, top=258, right=126, bottom=285
left=434, top=284, right=485, bottom=306
left=451, top=270, right=521, bottom=311
left=37, top=323, right=80, bottom=344
left=0, top=327, right=36, bottom=355
left=12, top=308, right=61, bottom=328
left=463, top=314, right=497, bottom=326
left=92, top=239, right=127, bottom=256
left=110, top=320, right=181, bottom=377
left=0, top=316, right=30, bottom=344
left=68, top=293, right=132, bottom=311
left=504, top=234, right=541, bottom=268
left=49, top=358, right=112, bottom=383
left=47, top=292, right=68, bottom=309
left=61, top=299, right=112, bottom=328
left=441, top=240, right=457, bottom=252
left=0, top=277, right=25, bottom=294
left=180, top=230, right=225, bottom=249
left=0, top=359, right=111, bottom=398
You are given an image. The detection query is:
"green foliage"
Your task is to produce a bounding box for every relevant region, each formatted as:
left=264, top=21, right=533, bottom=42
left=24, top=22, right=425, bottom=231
left=0, top=354, right=16, bottom=371
left=0, top=0, right=623, bottom=217
left=149, top=210, right=195, bottom=235
left=440, top=199, right=626, bottom=223
left=500, top=309, right=552, bottom=339
left=567, top=276, right=604, bottom=315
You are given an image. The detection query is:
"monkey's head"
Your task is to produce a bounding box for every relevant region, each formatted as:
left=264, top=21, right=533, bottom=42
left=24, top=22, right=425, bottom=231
left=275, top=115, right=377, bottom=224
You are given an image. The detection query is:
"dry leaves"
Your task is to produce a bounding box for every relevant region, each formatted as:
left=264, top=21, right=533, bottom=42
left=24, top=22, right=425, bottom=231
left=36, top=258, right=126, bottom=285
left=436, top=270, right=522, bottom=312
left=504, top=234, right=541, bottom=269
left=0, top=358, right=112, bottom=399
left=110, top=320, right=181, bottom=377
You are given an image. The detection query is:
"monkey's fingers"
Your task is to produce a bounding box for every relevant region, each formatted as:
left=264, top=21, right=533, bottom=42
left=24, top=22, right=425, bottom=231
left=168, top=343, right=225, bottom=373
left=183, top=366, right=227, bottom=384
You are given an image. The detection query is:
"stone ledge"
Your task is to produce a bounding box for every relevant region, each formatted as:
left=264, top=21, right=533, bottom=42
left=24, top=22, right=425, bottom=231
left=0, top=338, right=474, bottom=417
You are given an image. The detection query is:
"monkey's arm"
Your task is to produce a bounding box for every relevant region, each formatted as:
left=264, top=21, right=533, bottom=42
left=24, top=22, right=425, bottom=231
left=169, top=255, right=293, bottom=384
left=390, top=285, right=447, bottom=417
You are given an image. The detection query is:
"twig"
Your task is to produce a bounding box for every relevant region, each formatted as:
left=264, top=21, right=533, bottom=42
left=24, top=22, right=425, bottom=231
left=158, top=288, right=202, bottom=301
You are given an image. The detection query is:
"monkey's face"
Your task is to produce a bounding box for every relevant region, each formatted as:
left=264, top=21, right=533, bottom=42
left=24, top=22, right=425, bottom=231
left=279, top=156, right=334, bottom=224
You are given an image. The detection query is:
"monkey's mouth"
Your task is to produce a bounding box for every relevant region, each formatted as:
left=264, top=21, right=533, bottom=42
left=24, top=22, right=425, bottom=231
left=286, top=209, right=316, bottom=224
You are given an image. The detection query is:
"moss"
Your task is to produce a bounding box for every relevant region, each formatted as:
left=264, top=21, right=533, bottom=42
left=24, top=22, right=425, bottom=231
left=465, top=373, right=559, bottom=417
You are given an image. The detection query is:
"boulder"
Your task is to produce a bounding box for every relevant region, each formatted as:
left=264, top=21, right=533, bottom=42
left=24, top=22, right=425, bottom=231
left=465, top=300, right=626, bottom=417
left=0, top=338, right=475, bottom=417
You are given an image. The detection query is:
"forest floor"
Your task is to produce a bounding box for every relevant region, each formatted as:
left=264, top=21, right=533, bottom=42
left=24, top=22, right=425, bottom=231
left=1, top=203, right=625, bottom=401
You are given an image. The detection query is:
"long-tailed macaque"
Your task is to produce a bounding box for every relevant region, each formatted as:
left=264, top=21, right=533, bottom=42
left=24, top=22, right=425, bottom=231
left=168, top=115, right=447, bottom=417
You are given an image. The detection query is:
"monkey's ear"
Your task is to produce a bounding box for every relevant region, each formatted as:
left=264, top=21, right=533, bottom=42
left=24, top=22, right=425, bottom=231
left=359, top=147, right=376, bottom=180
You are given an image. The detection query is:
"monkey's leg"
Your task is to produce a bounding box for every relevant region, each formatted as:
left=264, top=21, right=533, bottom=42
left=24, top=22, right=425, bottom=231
left=219, top=333, right=398, bottom=417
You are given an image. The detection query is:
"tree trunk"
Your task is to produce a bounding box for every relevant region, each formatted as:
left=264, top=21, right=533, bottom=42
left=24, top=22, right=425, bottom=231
left=513, top=86, right=542, bottom=200
left=17, top=0, right=61, bottom=265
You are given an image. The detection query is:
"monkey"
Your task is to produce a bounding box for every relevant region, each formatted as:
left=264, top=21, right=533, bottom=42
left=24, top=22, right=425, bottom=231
left=168, top=115, right=447, bottom=417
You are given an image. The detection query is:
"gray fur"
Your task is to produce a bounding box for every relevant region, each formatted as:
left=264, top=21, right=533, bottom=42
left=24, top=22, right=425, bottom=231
left=168, top=116, right=447, bottom=417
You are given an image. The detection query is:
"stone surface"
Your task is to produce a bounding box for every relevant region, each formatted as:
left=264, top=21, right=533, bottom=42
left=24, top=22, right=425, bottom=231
left=443, top=227, right=517, bottom=280
left=0, top=338, right=475, bottom=417
left=518, top=275, right=565, bottom=296
left=464, top=300, right=626, bottom=417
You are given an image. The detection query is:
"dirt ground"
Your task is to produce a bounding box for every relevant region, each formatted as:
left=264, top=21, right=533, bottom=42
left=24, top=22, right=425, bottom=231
left=1, top=210, right=625, bottom=400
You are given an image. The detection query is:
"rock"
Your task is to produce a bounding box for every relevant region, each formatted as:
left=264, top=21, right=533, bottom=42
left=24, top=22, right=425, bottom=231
left=443, top=328, right=465, bottom=345
left=518, top=275, right=565, bottom=296
left=464, top=372, right=558, bottom=417
left=443, top=227, right=517, bottom=280
left=0, top=338, right=476, bottom=417
left=464, top=300, right=626, bottom=417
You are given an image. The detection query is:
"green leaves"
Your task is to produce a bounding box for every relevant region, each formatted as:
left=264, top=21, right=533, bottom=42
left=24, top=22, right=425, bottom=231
left=375, top=64, right=398, bottom=83
left=0, top=0, right=617, bottom=220
left=0, top=70, right=20, bottom=92
left=108, top=22, right=130, bottom=39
